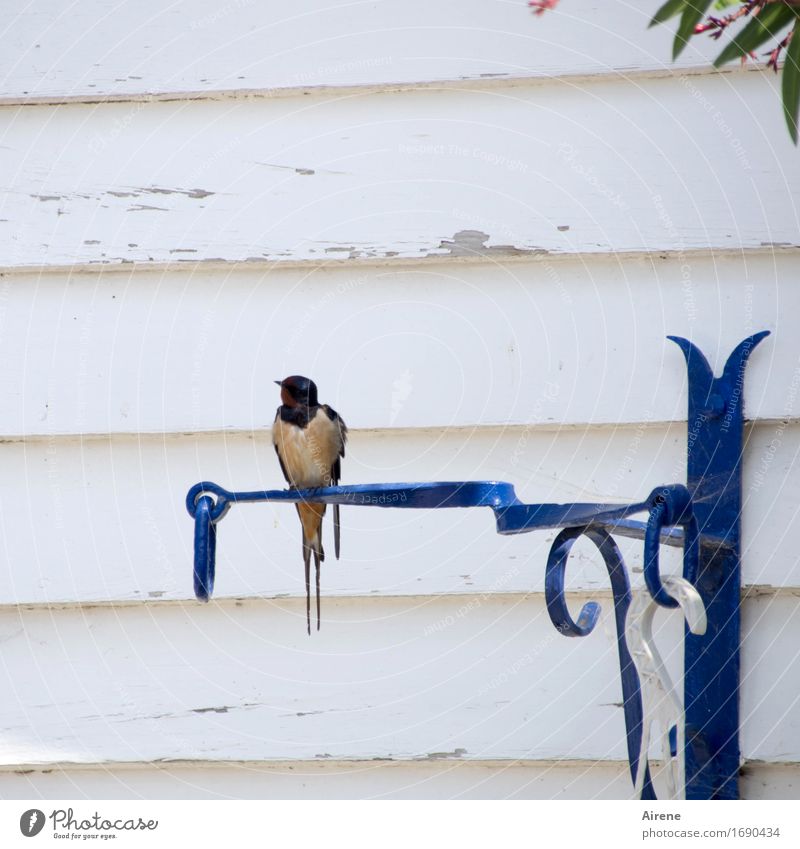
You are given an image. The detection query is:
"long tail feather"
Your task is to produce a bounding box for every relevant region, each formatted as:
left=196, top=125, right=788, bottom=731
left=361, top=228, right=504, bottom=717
left=333, top=504, right=341, bottom=560
left=303, top=541, right=311, bottom=636
left=315, top=548, right=321, bottom=630
left=298, top=501, right=326, bottom=634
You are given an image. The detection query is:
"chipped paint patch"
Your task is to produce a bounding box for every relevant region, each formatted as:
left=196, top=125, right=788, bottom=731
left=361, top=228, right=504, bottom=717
left=426, top=748, right=468, bottom=759
left=435, top=230, right=545, bottom=258
left=138, top=186, right=214, bottom=199
left=255, top=162, right=347, bottom=176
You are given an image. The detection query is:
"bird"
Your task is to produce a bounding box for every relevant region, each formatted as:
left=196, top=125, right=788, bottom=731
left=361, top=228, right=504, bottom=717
left=272, top=375, right=347, bottom=634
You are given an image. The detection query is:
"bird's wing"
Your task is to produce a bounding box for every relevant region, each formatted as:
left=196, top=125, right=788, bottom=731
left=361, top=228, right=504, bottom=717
left=323, top=405, right=348, bottom=558
left=322, top=405, right=347, bottom=476
left=273, top=408, right=293, bottom=486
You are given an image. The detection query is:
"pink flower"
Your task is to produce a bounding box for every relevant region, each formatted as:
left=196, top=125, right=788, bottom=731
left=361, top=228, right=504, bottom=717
left=529, top=0, right=560, bottom=15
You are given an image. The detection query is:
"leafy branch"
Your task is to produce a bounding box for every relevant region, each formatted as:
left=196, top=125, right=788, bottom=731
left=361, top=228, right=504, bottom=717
left=530, top=1, right=800, bottom=142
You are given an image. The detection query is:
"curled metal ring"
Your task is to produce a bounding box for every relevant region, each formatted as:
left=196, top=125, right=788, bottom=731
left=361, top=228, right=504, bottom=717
left=193, top=495, right=217, bottom=602
left=186, top=481, right=232, bottom=522
left=644, top=486, right=699, bottom=609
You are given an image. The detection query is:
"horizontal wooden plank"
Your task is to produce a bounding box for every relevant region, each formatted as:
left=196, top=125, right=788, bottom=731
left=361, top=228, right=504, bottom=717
left=0, top=426, right=679, bottom=606
left=0, top=595, right=691, bottom=766
left=1, top=72, right=797, bottom=271
left=740, top=763, right=800, bottom=800
left=0, top=594, right=793, bottom=767
left=2, top=420, right=799, bottom=607
left=0, top=759, right=633, bottom=800
left=1, top=1, right=734, bottom=104
left=0, top=758, right=790, bottom=799
left=741, top=594, right=800, bottom=764
left=0, top=251, right=794, bottom=436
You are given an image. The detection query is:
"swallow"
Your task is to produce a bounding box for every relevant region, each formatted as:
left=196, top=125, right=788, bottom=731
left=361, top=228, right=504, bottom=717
left=272, top=375, right=347, bottom=634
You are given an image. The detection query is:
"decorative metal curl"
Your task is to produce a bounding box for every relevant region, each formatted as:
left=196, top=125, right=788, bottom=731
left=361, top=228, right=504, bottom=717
left=545, top=525, right=655, bottom=800
left=193, top=495, right=217, bottom=602
left=644, top=485, right=699, bottom=608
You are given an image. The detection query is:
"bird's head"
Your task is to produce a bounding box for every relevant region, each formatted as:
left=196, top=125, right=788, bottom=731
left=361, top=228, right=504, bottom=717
left=275, top=375, right=318, bottom=408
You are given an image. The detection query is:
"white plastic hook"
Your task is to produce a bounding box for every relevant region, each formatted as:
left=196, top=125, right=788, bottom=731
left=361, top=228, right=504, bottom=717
left=625, top=575, right=707, bottom=800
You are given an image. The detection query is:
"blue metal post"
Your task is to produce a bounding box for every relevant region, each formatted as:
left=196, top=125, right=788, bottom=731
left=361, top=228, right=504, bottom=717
left=670, top=332, right=770, bottom=800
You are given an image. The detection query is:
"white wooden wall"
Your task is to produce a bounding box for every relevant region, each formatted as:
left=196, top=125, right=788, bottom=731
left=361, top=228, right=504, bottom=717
left=1, top=1, right=798, bottom=799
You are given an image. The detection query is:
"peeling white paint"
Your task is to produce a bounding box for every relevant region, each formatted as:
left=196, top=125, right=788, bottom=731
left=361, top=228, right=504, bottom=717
left=1, top=74, right=798, bottom=270
left=0, top=595, right=794, bottom=768
left=1, top=1, right=734, bottom=103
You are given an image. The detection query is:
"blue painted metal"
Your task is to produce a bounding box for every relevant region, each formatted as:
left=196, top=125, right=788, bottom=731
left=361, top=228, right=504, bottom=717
left=545, top=525, right=655, bottom=799
left=185, top=331, right=769, bottom=800
left=643, top=484, right=699, bottom=608
left=192, top=495, right=216, bottom=602
left=669, top=331, right=770, bottom=800
left=185, top=479, right=686, bottom=544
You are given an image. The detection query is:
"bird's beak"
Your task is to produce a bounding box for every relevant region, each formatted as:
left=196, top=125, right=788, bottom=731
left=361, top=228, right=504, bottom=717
left=274, top=380, right=282, bottom=386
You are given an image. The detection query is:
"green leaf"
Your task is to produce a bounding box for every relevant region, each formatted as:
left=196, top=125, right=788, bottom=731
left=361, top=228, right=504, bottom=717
left=714, top=4, right=796, bottom=67
left=673, top=1, right=714, bottom=59
left=782, top=24, right=800, bottom=144
left=650, top=0, right=689, bottom=29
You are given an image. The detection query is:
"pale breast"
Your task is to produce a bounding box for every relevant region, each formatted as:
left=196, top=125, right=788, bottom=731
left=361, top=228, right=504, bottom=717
left=273, top=410, right=342, bottom=488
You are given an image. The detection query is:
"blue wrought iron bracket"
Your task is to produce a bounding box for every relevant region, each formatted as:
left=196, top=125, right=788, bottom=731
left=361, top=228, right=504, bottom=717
left=186, top=331, right=769, bottom=800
